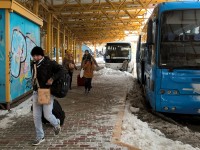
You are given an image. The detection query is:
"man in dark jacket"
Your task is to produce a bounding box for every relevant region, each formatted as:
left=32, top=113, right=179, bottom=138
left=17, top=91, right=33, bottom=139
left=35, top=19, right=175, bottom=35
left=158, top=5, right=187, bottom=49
left=31, top=46, right=63, bottom=146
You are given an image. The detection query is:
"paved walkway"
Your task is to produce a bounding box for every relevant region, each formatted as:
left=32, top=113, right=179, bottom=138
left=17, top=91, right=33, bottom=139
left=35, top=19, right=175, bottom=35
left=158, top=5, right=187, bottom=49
left=0, top=70, right=129, bottom=150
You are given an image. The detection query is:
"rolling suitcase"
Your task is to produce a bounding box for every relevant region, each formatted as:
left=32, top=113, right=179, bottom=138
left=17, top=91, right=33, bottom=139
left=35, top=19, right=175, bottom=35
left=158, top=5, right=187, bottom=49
left=77, top=74, right=85, bottom=86
left=42, top=99, right=65, bottom=126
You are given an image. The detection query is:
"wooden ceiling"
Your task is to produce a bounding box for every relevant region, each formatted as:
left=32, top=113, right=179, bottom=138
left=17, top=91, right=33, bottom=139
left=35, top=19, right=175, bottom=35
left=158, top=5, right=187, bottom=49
left=15, top=0, right=174, bottom=44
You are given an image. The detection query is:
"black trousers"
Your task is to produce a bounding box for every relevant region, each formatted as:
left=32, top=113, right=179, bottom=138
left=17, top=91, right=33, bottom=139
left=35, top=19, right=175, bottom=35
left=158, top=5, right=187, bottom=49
left=85, top=78, right=92, bottom=91
left=69, top=71, right=73, bottom=89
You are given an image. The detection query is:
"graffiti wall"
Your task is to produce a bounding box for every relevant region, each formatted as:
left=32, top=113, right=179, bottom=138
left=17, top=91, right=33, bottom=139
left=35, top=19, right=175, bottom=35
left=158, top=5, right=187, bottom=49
left=0, top=9, right=5, bottom=102
left=10, top=12, right=40, bottom=101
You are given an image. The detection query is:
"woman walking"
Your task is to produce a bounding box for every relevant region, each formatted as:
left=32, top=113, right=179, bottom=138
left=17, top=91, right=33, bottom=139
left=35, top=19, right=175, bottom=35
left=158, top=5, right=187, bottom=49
left=63, top=55, right=77, bottom=90
left=83, top=57, right=95, bottom=94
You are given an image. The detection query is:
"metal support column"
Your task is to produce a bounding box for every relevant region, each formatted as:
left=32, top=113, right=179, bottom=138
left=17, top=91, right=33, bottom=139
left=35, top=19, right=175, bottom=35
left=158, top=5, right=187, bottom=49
left=56, top=23, right=60, bottom=63
left=33, top=0, right=39, bottom=16
left=73, top=39, right=76, bottom=63
left=47, top=13, right=52, bottom=56
left=67, top=30, right=70, bottom=55
left=70, top=33, right=73, bottom=54
left=5, top=9, right=10, bottom=110
left=62, top=29, right=65, bottom=60
left=51, top=20, right=54, bottom=59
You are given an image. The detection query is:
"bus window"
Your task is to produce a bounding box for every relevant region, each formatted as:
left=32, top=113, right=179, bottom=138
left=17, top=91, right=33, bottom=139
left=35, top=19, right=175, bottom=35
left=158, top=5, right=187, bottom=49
left=160, top=9, right=200, bottom=68
left=105, top=43, right=131, bottom=63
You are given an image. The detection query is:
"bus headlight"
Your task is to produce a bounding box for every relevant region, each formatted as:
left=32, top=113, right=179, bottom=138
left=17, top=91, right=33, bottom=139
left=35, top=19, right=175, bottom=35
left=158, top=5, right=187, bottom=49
left=173, top=90, right=179, bottom=95
left=171, top=107, right=176, bottom=111
left=164, top=107, right=169, bottom=110
left=160, top=89, right=179, bottom=95
left=167, top=90, right=172, bottom=94
left=160, top=89, right=165, bottom=94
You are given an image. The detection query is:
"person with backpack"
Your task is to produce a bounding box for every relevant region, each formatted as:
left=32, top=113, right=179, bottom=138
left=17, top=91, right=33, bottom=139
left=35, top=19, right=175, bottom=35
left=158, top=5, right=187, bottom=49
left=31, top=46, right=63, bottom=146
left=62, top=54, right=77, bottom=90
left=83, top=56, right=96, bottom=94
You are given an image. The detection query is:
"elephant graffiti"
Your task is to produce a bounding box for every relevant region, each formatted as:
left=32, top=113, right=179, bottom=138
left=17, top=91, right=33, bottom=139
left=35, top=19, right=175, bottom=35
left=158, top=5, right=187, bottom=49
left=10, top=28, right=37, bottom=89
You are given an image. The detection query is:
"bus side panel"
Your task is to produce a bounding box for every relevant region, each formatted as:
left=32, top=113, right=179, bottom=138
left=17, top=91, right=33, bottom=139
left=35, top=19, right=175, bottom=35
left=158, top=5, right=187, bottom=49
left=144, top=64, right=156, bottom=110
left=155, top=69, right=162, bottom=112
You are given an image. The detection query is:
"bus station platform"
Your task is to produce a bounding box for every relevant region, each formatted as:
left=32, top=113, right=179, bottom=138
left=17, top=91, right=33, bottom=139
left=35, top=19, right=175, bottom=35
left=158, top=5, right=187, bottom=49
left=0, top=69, right=132, bottom=150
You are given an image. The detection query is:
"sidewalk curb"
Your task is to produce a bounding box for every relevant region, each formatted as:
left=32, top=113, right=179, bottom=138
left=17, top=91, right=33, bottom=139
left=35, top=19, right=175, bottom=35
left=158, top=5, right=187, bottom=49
left=112, top=92, right=140, bottom=150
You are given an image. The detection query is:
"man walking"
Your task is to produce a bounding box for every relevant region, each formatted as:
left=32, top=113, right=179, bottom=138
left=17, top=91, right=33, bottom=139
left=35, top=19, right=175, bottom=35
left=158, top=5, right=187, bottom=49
left=31, top=46, right=63, bottom=146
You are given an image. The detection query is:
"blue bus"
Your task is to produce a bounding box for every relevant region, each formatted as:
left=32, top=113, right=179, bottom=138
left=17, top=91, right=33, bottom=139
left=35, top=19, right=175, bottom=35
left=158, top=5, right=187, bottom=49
left=136, top=1, right=200, bottom=114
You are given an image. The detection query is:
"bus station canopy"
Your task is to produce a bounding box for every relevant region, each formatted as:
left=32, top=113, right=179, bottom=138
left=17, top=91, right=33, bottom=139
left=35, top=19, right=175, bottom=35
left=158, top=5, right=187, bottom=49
left=15, top=0, right=174, bottom=44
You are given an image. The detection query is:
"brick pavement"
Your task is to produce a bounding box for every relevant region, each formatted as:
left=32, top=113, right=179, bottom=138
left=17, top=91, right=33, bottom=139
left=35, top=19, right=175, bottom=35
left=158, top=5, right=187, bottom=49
left=0, top=70, right=129, bottom=150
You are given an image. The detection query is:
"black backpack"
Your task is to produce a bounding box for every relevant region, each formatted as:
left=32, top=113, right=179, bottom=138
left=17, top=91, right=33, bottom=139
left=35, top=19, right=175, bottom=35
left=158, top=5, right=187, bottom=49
left=42, top=99, right=65, bottom=126
left=51, top=68, right=70, bottom=98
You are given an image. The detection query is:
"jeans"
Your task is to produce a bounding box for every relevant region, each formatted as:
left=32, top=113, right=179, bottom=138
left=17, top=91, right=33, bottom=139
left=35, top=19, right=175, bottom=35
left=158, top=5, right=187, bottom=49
left=85, top=78, right=92, bottom=91
left=32, top=91, right=60, bottom=139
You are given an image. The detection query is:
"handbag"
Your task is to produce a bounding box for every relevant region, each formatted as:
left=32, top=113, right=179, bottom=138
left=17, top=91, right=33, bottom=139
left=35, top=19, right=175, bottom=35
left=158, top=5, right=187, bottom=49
left=80, top=68, right=84, bottom=78
left=37, top=88, right=51, bottom=105
left=33, top=64, right=51, bottom=105
left=69, top=63, right=75, bottom=69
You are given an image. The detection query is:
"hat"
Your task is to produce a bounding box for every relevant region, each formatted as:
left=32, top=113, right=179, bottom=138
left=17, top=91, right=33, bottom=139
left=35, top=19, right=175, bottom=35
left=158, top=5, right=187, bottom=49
left=31, top=46, right=44, bottom=56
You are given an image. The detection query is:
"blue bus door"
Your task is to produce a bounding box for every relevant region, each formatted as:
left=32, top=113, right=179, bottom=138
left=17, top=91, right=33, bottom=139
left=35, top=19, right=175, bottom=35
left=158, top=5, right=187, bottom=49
left=136, top=35, right=145, bottom=84
left=144, top=46, right=156, bottom=110
left=144, top=19, right=157, bottom=110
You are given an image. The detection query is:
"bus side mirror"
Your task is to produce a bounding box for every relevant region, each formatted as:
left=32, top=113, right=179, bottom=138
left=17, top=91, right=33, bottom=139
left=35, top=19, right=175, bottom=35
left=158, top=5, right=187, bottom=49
left=147, top=19, right=153, bottom=45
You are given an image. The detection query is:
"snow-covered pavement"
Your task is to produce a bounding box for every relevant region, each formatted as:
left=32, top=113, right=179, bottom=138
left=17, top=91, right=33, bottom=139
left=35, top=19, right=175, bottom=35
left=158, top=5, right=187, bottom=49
left=121, top=79, right=200, bottom=150
left=0, top=68, right=200, bottom=150
left=0, top=96, right=32, bottom=129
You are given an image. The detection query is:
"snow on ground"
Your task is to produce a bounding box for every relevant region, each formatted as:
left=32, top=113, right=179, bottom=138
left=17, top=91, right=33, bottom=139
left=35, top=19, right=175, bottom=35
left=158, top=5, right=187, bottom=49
left=95, top=68, right=200, bottom=149
left=121, top=79, right=200, bottom=150
left=96, top=56, right=105, bottom=64
left=0, top=96, right=32, bottom=129
left=94, top=68, right=134, bottom=93
left=1, top=67, right=199, bottom=150
left=121, top=103, right=200, bottom=150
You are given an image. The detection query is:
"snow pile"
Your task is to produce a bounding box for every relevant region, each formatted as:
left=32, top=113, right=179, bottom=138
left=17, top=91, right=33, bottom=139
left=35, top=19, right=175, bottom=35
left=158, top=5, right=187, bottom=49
left=95, top=67, right=125, bottom=76
left=0, top=108, right=9, bottom=116
left=121, top=103, right=200, bottom=150
left=95, top=68, right=134, bottom=92
left=96, top=57, right=105, bottom=64
left=0, top=96, right=32, bottom=129
left=129, top=106, right=140, bottom=113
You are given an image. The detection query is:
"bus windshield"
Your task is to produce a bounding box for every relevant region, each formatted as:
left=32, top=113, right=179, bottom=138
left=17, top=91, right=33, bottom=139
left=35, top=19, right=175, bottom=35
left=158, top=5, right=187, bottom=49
left=160, top=9, right=200, bottom=68
left=105, top=43, right=131, bottom=63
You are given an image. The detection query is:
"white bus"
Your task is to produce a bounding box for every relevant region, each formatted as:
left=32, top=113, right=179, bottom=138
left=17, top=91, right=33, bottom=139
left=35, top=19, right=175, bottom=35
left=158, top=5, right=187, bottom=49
left=104, top=42, right=133, bottom=72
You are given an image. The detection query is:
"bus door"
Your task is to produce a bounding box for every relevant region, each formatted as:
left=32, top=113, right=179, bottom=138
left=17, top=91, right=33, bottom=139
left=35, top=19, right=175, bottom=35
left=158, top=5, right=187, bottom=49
left=144, top=19, right=157, bottom=110
left=136, top=35, right=145, bottom=84
left=144, top=46, right=156, bottom=109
